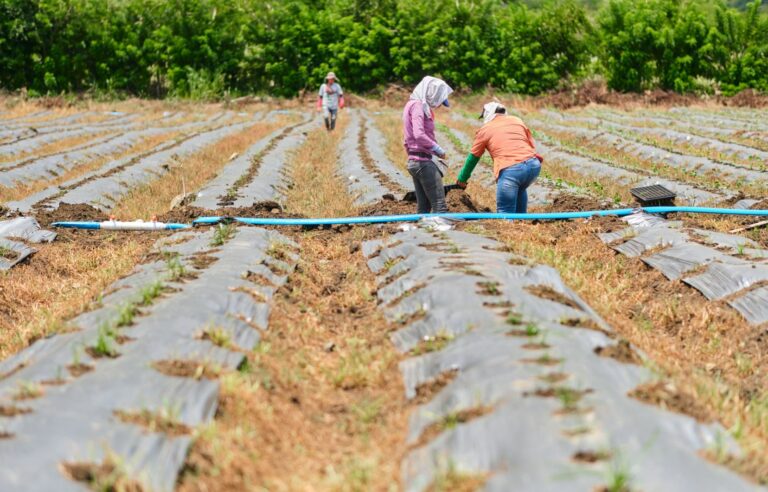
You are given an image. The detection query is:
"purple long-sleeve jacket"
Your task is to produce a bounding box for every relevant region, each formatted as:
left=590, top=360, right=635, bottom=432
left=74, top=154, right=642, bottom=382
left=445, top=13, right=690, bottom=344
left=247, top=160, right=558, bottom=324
left=403, top=100, right=442, bottom=161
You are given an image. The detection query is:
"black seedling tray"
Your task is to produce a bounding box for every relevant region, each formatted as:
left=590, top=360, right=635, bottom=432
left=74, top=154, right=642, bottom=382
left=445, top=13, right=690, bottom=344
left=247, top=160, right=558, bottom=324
left=630, top=185, right=677, bottom=206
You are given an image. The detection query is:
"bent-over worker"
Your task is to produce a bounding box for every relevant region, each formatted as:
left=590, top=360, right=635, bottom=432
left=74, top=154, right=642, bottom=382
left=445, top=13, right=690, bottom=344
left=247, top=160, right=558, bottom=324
left=317, top=72, right=345, bottom=131
left=402, top=76, right=453, bottom=213
left=456, top=102, right=543, bottom=213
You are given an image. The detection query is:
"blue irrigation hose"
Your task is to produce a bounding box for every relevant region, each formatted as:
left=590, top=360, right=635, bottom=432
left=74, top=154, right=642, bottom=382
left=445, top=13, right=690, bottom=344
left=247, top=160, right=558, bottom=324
left=50, top=207, right=768, bottom=230
left=51, top=221, right=190, bottom=230
left=193, top=206, right=768, bottom=226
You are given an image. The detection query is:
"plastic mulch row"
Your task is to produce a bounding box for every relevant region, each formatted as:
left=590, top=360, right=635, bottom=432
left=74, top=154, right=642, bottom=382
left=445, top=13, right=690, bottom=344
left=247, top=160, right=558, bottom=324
left=362, top=228, right=755, bottom=492
left=0, top=226, right=297, bottom=491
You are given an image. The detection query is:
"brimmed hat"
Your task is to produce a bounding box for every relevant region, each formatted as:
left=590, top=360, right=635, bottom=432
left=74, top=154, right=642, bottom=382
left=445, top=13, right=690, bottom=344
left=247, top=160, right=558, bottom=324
left=325, top=71, right=338, bottom=81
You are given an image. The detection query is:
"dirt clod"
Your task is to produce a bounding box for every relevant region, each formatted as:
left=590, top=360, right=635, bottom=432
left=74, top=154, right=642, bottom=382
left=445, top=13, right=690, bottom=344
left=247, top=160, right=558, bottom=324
left=152, top=359, right=220, bottom=380
left=595, top=339, right=642, bottom=365
left=114, top=409, right=191, bottom=436
left=61, top=461, right=145, bottom=492
left=67, top=363, right=94, bottom=377
left=0, top=405, right=32, bottom=417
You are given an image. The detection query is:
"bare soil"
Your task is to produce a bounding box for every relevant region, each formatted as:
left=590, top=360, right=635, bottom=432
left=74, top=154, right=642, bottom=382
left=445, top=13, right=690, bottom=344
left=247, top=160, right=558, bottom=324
left=35, top=202, right=107, bottom=227
left=545, top=194, right=610, bottom=212
left=629, top=381, right=714, bottom=423
left=156, top=200, right=304, bottom=224
left=178, top=228, right=408, bottom=491
left=595, top=339, right=642, bottom=365
left=357, top=189, right=489, bottom=216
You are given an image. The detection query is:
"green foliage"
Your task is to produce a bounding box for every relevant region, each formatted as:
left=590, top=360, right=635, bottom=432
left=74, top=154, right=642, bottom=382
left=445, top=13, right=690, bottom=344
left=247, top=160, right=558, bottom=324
left=599, top=0, right=768, bottom=94
left=0, top=0, right=766, bottom=97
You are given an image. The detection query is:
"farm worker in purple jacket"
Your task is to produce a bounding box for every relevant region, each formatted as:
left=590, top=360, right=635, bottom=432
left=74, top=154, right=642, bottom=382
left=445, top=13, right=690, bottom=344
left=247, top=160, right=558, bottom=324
left=402, top=76, right=453, bottom=213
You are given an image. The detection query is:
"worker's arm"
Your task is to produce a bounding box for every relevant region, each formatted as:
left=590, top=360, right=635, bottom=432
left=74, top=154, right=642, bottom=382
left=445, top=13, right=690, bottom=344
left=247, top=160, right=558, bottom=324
left=410, top=106, right=440, bottom=153
left=317, top=85, right=324, bottom=111
left=457, top=130, right=487, bottom=187
left=456, top=153, right=480, bottom=187
left=339, top=86, right=345, bottom=108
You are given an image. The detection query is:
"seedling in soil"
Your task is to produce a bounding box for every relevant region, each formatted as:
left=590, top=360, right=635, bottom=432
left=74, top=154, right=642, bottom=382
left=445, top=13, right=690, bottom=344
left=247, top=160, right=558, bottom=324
left=506, top=312, right=524, bottom=325
left=201, top=326, right=232, bottom=348
left=166, top=256, right=187, bottom=281
left=211, top=223, right=235, bottom=247
left=139, top=280, right=165, bottom=306
left=447, top=243, right=463, bottom=254
left=383, top=257, right=402, bottom=271
left=114, top=406, right=190, bottom=436
left=0, top=245, right=17, bottom=260
left=477, top=281, right=501, bottom=296
left=428, top=461, right=487, bottom=492
left=555, top=387, right=589, bottom=413
left=62, top=454, right=141, bottom=492
left=417, top=406, right=493, bottom=447
left=267, top=241, right=293, bottom=262
left=116, top=303, right=138, bottom=327
left=523, top=332, right=550, bottom=350
left=89, top=326, right=119, bottom=358
left=13, top=382, right=43, bottom=401
left=410, top=332, right=454, bottom=356
left=600, top=458, right=633, bottom=492
left=525, top=323, right=540, bottom=337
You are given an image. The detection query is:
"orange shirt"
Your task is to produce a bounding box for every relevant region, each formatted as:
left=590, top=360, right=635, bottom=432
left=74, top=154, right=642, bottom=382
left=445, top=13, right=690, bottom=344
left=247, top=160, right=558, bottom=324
left=470, top=115, right=538, bottom=180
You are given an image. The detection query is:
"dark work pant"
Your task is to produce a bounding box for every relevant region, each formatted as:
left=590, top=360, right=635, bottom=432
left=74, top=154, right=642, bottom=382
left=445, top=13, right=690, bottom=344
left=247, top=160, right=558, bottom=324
left=323, top=107, right=338, bottom=130
left=407, top=159, right=447, bottom=214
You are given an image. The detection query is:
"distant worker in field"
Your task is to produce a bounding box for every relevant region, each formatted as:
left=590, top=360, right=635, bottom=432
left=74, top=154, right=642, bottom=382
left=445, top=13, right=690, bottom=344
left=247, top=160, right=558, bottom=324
left=403, top=76, right=453, bottom=213
left=456, top=102, right=543, bottom=213
left=317, top=71, right=345, bottom=131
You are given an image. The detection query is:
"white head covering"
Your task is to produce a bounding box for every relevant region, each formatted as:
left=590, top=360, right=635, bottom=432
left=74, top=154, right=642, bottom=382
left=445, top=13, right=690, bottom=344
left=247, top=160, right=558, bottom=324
left=481, top=102, right=506, bottom=125
left=410, top=76, right=453, bottom=119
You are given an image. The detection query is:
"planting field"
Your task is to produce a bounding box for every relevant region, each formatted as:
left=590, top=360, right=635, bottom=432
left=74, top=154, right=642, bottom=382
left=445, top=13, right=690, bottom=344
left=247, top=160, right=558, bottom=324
left=0, top=96, right=767, bottom=491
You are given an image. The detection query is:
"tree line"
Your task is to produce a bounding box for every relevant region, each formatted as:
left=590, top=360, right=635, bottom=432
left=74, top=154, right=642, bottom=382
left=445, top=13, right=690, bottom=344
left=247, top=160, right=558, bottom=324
left=0, top=0, right=766, bottom=98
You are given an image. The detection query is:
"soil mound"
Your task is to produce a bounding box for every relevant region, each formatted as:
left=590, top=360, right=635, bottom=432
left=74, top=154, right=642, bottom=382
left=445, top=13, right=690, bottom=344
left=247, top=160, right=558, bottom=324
left=158, top=201, right=306, bottom=224
left=545, top=195, right=609, bottom=212
left=35, top=203, right=107, bottom=227
left=358, top=189, right=489, bottom=216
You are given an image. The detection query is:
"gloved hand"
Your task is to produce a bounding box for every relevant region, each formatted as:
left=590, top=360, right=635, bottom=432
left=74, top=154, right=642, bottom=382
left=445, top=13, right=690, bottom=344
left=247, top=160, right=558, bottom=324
left=456, top=180, right=468, bottom=189
left=316, top=99, right=322, bottom=112
left=431, top=143, right=446, bottom=159
left=339, top=96, right=346, bottom=109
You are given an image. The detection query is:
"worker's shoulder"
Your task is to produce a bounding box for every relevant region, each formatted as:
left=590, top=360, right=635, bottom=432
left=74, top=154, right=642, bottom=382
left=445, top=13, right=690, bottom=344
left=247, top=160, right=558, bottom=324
left=502, top=115, right=527, bottom=126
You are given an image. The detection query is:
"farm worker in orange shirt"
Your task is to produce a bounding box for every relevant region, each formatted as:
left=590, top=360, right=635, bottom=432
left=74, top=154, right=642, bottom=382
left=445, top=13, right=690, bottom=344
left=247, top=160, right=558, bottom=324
left=456, top=102, right=544, bottom=213
left=316, top=71, right=345, bottom=131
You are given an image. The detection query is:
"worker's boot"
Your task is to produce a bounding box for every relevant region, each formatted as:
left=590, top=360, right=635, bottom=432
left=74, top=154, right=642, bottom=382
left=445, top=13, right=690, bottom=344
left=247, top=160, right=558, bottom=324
left=330, top=114, right=337, bottom=131
left=324, top=117, right=330, bottom=131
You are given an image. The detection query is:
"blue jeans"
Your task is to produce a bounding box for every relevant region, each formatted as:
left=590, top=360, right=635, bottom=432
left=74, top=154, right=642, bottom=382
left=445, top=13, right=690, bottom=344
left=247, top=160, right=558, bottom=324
left=496, top=157, right=541, bottom=213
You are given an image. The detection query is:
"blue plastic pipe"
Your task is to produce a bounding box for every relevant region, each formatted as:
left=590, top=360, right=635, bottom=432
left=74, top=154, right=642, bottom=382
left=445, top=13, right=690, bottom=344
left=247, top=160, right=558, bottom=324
left=52, top=221, right=189, bottom=230
left=193, top=206, right=768, bottom=227
left=50, top=207, right=768, bottom=230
